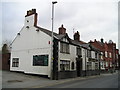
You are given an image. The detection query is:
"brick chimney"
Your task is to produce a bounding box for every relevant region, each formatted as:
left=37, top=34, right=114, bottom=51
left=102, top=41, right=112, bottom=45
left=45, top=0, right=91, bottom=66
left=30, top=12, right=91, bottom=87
left=74, top=31, right=80, bottom=41
left=58, top=24, right=66, bottom=34
left=101, top=38, right=104, bottom=43
left=25, top=9, right=38, bottom=26
left=26, top=9, right=36, bottom=17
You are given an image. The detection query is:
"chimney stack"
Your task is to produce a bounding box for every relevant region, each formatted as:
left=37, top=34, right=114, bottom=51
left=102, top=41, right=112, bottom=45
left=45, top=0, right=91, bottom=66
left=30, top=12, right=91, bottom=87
left=74, top=31, right=80, bottom=41
left=94, top=39, right=97, bottom=42
left=25, top=9, right=38, bottom=26
left=101, top=38, right=104, bottom=43
left=26, top=9, right=36, bottom=17
left=58, top=24, right=66, bottom=34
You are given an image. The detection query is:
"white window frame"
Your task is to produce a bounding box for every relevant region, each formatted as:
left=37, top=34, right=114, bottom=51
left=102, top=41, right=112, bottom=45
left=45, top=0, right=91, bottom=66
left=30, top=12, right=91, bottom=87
left=105, top=51, right=108, bottom=57
left=109, top=53, right=112, bottom=58
left=60, top=60, right=70, bottom=71
left=12, top=58, right=19, bottom=67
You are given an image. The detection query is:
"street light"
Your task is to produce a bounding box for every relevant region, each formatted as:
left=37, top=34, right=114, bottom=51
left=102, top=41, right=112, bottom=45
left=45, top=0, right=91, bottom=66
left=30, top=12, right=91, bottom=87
left=51, top=1, right=57, bottom=80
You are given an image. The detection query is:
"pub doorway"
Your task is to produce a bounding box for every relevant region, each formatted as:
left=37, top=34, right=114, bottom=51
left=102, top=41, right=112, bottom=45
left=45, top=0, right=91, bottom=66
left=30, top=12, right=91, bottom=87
left=76, top=58, right=82, bottom=77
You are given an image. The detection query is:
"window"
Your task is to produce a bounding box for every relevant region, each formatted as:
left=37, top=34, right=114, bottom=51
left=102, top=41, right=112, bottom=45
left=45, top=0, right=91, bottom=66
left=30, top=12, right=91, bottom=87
left=100, top=62, right=103, bottom=68
left=12, top=58, right=19, bottom=67
left=71, top=62, right=74, bottom=70
left=77, top=47, right=81, bottom=56
left=110, top=62, right=112, bottom=67
left=33, top=55, right=48, bottom=66
left=101, top=62, right=104, bottom=68
left=60, top=60, right=70, bottom=71
left=95, top=52, right=97, bottom=59
left=60, top=42, right=70, bottom=54
left=116, top=54, right=118, bottom=59
left=95, top=62, right=98, bottom=70
left=105, top=51, right=107, bottom=57
left=106, top=62, right=108, bottom=67
left=87, top=50, right=91, bottom=58
left=109, top=53, right=112, bottom=58
left=87, top=62, right=92, bottom=70
left=101, top=54, right=103, bottom=60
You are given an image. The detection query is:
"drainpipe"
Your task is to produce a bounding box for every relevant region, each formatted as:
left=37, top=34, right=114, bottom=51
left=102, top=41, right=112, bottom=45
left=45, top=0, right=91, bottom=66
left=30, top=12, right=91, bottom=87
left=99, top=52, right=101, bottom=75
left=85, top=49, right=87, bottom=76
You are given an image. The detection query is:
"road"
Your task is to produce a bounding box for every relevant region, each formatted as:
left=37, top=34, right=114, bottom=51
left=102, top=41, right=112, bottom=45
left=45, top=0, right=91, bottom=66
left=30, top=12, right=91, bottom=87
left=2, top=71, right=119, bottom=89
left=44, top=73, right=119, bottom=88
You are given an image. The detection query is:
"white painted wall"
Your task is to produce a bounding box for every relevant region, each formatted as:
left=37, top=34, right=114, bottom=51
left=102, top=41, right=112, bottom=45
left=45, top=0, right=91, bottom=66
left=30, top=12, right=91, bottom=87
left=82, top=48, right=87, bottom=70
left=58, top=42, right=77, bottom=71
left=24, top=15, right=35, bottom=27
left=92, top=62, right=95, bottom=70
left=91, top=51, right=95, bottom=59
left=10, top=14, right=52, bottom=77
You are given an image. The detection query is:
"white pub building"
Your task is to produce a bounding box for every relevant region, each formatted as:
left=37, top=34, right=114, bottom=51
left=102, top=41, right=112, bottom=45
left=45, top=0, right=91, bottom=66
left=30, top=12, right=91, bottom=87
left=10, top=9, right=100, bottom=79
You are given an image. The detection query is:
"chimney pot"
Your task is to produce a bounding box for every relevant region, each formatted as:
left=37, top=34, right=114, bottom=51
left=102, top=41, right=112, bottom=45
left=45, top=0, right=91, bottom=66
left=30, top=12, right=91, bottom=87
left=94, top=39, right=96, bottom=41
left=25, top=9, right=36, bottom=17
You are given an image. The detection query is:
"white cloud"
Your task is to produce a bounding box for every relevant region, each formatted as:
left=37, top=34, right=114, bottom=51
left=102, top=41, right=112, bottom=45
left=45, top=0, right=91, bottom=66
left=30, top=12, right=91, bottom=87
left=1, top=0, right=119, bottom=48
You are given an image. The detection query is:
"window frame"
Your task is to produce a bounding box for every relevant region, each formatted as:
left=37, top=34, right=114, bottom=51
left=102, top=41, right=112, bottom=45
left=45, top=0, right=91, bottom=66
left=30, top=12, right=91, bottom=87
left=77, top=47, right=82, bottom=56
left=105, top=51, right=108, bottom=57
left=109, top=52, right=112, bottom=58
left=95, top=52, right=97, bottom=59
left=87, top=50, right=91, bottom=58
left=60, top=60, right=70, bottom=71
left=12, top=58, right=19, bottom=67
left=33, top=55, right=49, bottom=66
left=60, top=42, right=70, bottom=54
left=95, top=62, right=98, bottom=70
left=87, top=61, right=92, bottom=70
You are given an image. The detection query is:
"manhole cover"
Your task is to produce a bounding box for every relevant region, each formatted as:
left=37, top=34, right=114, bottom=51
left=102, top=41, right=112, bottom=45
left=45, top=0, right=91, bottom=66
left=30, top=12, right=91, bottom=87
left=7, top=80, right=23, bottom=83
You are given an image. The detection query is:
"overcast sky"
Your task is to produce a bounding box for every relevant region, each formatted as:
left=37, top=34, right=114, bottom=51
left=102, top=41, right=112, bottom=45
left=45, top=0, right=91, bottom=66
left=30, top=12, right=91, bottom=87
left=1, top=0, right=119, bottom=49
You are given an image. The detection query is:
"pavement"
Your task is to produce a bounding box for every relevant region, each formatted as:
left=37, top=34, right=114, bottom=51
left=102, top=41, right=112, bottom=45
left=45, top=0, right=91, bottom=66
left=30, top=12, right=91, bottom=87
left=0, top=70, right=2, bottom=90
left=1, top=70, right=119, bottom=89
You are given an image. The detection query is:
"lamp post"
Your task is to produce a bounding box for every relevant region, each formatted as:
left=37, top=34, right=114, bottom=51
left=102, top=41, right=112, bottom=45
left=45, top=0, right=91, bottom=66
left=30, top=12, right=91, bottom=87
left=51, top=1, right=57, bottom=80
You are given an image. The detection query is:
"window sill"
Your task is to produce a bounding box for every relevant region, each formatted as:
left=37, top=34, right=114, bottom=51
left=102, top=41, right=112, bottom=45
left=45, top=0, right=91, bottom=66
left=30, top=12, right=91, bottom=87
left=60, top=52, right=70, bottom=54
left=60, top=70, right=76, bottom=72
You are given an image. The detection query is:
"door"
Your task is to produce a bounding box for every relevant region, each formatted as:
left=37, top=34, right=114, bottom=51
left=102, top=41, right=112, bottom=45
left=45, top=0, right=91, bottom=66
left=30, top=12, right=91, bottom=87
left=76, top=58, right=82, bottom=77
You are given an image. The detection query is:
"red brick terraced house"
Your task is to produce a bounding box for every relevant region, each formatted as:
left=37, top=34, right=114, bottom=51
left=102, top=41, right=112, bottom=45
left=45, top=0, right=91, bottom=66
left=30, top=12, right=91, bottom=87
left=89, top=39, right=119, bottom=73
left=115, top=49, right=119, bottom=69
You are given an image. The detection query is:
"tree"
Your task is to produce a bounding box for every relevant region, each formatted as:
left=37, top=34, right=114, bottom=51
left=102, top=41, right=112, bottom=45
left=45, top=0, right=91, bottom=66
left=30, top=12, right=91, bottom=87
left=2, top=44, right=10, bottom=54
left=1, top=39, right=12, bottom=54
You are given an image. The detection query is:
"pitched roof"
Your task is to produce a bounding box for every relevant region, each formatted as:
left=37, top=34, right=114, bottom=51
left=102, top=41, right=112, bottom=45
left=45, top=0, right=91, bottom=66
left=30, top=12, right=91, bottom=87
left=89, top=40, right=104, bottom=52
left=79, top=40, right=87, bottom=44
left=35, top=26, right=72, bottom=40
left=35, top=26, right=58, bottom=36
left=35, top=26, right=90, bottom=49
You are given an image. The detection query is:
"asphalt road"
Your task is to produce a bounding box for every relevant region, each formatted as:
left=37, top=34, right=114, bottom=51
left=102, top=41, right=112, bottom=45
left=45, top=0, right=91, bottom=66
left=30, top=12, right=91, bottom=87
left=44, top=73, right=119, bottom=88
